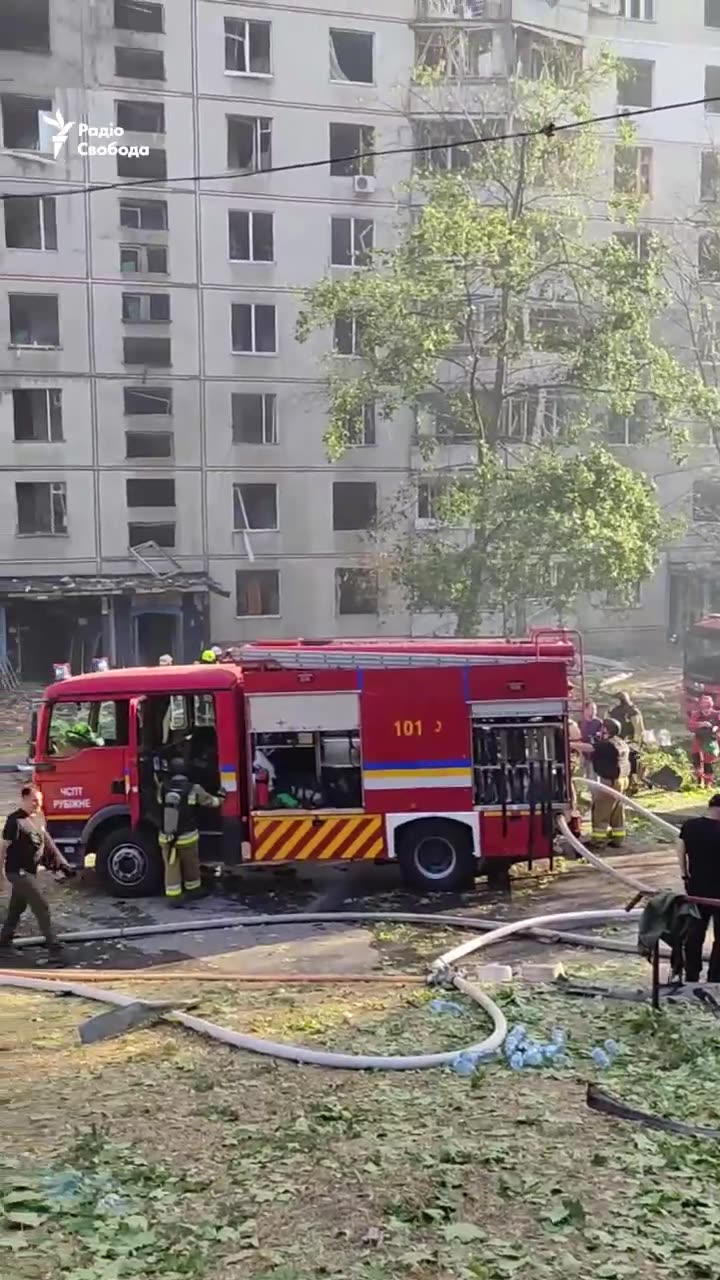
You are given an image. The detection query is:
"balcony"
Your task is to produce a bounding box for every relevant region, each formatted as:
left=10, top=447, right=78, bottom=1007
left=416, top=0, right=509, bottom=20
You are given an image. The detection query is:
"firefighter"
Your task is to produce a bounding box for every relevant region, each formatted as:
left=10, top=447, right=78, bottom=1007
left=689, top=694, right=720, bottom=789
left=609, top=691, right=645, bottom=795
left=198, top=647, right=222, bottom=665
left=577, top=718, right=630, bottom=848
left=157, top=758, right=224, bottom=905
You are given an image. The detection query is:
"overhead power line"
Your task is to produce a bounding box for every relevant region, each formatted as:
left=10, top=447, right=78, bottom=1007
left=2, top=94, right=718, bottom=203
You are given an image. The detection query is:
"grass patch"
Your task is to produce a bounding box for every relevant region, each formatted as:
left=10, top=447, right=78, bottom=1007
left=1, top=968, right=720, bottom=1280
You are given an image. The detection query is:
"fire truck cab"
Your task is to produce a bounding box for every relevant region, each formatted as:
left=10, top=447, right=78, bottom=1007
left=31, top=634, right=580, bottom=898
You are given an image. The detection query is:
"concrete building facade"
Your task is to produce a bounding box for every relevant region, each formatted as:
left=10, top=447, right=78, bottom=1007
left=0, top=0, right=718, bottom=676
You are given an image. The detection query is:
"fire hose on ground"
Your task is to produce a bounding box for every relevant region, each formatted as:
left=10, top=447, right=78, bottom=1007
left=0, top=782, right=685, bottom=1071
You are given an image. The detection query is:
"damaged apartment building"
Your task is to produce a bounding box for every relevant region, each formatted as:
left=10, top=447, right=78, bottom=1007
left=0, top=0, right=719, bottom=678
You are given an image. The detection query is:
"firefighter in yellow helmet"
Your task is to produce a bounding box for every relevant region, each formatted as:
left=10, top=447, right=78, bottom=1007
left=157, top=758, right=224, bottom=904
left=198, top=647, right=220, bottom=664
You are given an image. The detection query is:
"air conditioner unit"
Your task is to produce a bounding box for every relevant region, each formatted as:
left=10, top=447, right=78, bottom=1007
left=590, top=0, right=619, bottom=13
left=353, top=174, right=376, bottom=195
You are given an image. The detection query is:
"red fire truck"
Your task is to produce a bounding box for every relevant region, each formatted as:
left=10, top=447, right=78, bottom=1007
left=30, top=634, right=581, bottom=898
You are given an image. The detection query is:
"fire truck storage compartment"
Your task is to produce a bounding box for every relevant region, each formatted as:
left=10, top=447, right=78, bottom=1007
left=471, top=701, right=569, bottom=808
left=249, top=692, right=362, bottom=810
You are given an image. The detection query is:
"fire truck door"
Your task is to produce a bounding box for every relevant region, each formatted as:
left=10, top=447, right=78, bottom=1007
left=360, top=668, right=473, bottom=813
left=126, top=696, right=145, bottom=827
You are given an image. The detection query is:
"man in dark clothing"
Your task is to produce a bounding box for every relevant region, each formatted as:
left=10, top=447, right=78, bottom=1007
left=678, top=795, right=720, bottom=983
left=609, top=691, right=644, bottom=794
left=0, top=785, right=71, bottom=959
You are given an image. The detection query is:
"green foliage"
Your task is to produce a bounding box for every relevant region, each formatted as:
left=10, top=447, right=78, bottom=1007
left=297, top=55, right=704, bottom=630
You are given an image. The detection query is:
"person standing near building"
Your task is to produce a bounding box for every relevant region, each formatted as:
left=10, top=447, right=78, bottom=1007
left=689, top=695, right=720, bottom=789
left=577, top=718, right=630, bottom=848
left=0, top=785, right=71, bottom=960
left=158, top=758, right=224, bottom=905
left=677, top=795, right=720, bottom=983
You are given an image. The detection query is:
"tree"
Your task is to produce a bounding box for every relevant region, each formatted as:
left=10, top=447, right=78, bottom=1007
left=297, top=50, right=697, bottom=634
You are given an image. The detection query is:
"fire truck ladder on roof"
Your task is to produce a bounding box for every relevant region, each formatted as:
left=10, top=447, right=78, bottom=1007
left=238, top=644, right=575, bottom=671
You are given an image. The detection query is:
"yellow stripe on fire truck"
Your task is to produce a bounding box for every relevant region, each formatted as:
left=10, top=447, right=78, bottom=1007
left=252, top=815, right=384, bottom=863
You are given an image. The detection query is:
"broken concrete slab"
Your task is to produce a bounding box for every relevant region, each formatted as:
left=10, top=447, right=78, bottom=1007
left=466, top=963, right=514, bottom=983
left=519, top=962, right=566, bottom=985
left=79, top=1000, right=176, bottom=1045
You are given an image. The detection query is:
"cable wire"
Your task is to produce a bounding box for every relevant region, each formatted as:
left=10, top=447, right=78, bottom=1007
left=2, top=94, right=718, bottom=203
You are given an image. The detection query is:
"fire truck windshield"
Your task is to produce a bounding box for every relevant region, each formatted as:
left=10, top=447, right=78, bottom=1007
left=685, top=626, right=720, bottom=681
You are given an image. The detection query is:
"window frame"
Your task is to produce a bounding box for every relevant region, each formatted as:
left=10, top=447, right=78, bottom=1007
left=228, top=209, right=275, bottom=263
left=224, top=16, right=272, bottom=78
left=114, top=0, right=164, bottom=34
left=15, top=479, right=67, bottom=536
left=231, top=392, right=278, bottom=445
left=333, top=313, right=364, bottom=356
left=8, top=292, right=60, bottom=348
left=332, top=480, right=377, bottom=532
left=227, top=115, right=272, bottom=174
left=120, top=243, right=169, bottom=275
left=329, top=28, right=375, bottom=87
left=125, top=429, right=174, bottom=460
left=232, top=482, right=279, bottom=532
left=12, top=388, right=63, bottom=443
left=235, top=568, right=281, bottom=619
left=618, top=0, right=655, bottom=19
left=123, top=386, right=173, bottom=416
left=121, top=291, right=171, bottom=323
left=335, top=567, right=379, bottom=616
left=617, top=57, right=654, bottom=110
left=119, top=198, right=168, bottom=230
left=329, top=121, right=375, bottom=177
left=4, top=194, right=57, bottom=252
left=114, top=45, right=166, bottom=81
left=230, top=302, right=278, bottom=355
left=330, top=215, right=374, bottom=268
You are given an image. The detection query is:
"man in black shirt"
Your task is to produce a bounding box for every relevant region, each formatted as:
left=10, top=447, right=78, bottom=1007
left=678, top=795, right=720, bottom=983
left=0, top=785, right=70, bottom=960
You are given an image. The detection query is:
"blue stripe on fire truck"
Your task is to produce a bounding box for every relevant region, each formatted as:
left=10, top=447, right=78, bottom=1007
left=363, top=759, right=472, bottom=791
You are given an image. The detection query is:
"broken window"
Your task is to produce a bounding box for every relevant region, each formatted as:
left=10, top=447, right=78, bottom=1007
left=331, top=217, right=373, bottom=267
left=115, top=99, right=165, bottom=132
left=416, top=395, right=474, bottom=444
left=502, top=390, right=577, bottom=444
left=617, top=58, right=654, bottom=108
left=114, top=46, right=165, bottom=80
left=708, top=0, right=720, bottom=29
left=116, top=147, right=167, bottom=179
left=706, top=66, right=720, bottom=114
left=124, top=386, right=172, bottom=415
left=126, top=477, right=175, bottom=507
left=120, top=244, right=168, bottom=274
left=114, top=0, right=163, bottom=33
left=231, top=303, right=277, bottom=353
left=1, top=93, right=51, bottom=149
left=335, top=568, right=378, bottom=615
left=332, top=481, right=376, bottom=531
left=415, top=29, right=492, bottom=80
left=614, top=145, right=653, bottom=196
left=329, top=122, right=374, bottom=176
left=528, top=304, right=576, bottom=351
left=694, top=479, right=720, bottom=523
left=606, top=409, right=648, bottom=446
left=228, top=210, right=274, bottom=261
left=619, top=0, right=654, bottom=18
left=701, top=152, right=720, bottom=201
left=9, top=293, right=59, bottom=346
left=330, top=29, right=374, bottom=84
left=128, top=520, right=175, bottom=547
left=413, top=119, right=480, bottom=172
left=4, top=195, right=56, bottom=250
left=699, top=232, right=720, bottom=281
left=122, top=291, right=171, bottom=322
left=346, top=401, right=376, bottom=447
left=236, top=569, right=280, bottom=617
left=123, top=337, right=171, bottom=365
left=0, top=0, right=50, bottom=52
left=16, top=481, right=67, bottom=534
left=334, top=314, right=365, bottom=356
left=119, top=198, right=167, bottom=229
left=224, top=17, right=271, bottom=75
left=613, top=229, right=652, bottom=262
left=125, top=430, right=173, bottom=458
left=417, top=479, right=449, bottom=524
left=233, top=483, right=278, bottom=531
left=516, top=31, right=581, bottom=84
left=12, top=388, right=62, bottom=442
left=227, top=116, right=272, bottom=173
left=231, top=393, right=277, bottom=444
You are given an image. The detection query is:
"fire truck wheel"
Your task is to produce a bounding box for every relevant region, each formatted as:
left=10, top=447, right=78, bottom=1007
left=96, top=826, right=164, bottom=899
left=398, top=819, right=476, bottom=893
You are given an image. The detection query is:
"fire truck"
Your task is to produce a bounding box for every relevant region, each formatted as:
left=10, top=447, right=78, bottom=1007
left=30, top=634, right=581, bottom=898
left=683, top=615, right=720, bottom=721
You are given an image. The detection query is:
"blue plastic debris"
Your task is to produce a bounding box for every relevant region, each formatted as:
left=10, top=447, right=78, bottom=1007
left=591, top=1047, right=612, bottom=1070
left=430, top=998, right=465, bottom=1016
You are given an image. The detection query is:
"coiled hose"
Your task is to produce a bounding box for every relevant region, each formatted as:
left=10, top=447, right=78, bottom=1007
left=0, top=781, right=681, bottom=1071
